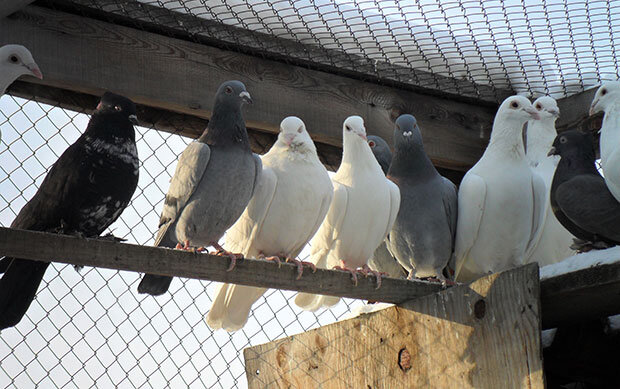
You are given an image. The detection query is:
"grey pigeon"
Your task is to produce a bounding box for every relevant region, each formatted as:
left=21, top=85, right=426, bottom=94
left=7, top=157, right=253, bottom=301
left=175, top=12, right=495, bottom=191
left=367, top=135, right=407, bottom=278
left=138, top=80, right=261, bottom=296
left=385, top=114, right=458, bottom=282
left=549, top=130, right=620, bottom=249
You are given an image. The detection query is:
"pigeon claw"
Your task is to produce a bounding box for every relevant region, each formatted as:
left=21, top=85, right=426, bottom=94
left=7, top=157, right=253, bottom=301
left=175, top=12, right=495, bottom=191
left=360, top=265, right=383, bottom=289
left=221, top=252, right=244, bottom=272
left=334, top=265, right=358, bottom=286
left=265, top=255, right=282, bottom=268
left=284, top=257, right=316, bottom=280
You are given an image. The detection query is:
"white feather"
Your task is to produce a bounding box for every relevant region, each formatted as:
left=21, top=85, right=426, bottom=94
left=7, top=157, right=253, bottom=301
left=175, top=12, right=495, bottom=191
left=591, top=82, right=620, bottom=204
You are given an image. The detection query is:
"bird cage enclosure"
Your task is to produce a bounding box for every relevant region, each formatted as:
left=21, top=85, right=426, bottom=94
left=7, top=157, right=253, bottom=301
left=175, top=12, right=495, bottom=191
left=2, top=0, right=620, bottom=388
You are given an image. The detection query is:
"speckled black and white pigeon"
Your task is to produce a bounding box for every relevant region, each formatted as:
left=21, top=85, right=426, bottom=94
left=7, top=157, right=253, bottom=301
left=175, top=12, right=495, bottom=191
left=385, top=115, right=458, bottom=282
left=137, top=80, right=261, bottom=296
left=0, top=92, right=139, bottom=330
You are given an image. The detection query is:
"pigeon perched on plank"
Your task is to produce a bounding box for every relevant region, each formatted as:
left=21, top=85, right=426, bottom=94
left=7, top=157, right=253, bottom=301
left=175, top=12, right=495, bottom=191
left=525, top=96, right=576, bottom=265
left=549, top=130, right=620, bottom=249
left=590, top=82, right=620, bottom=203
left=366, top=135, right=407, bottom=279
left=295, top=116, right=400, bottom=311
left=385, top=114, right=457, bottom=282
left=0, top=44, right=42, bottom=143
left=455, top=96, right=546, bottom=282
left=207, top=116, right=333, bottom=331
left=137, top=80, right=261, bottom=296
left=0, top=92, right=139, bottom=329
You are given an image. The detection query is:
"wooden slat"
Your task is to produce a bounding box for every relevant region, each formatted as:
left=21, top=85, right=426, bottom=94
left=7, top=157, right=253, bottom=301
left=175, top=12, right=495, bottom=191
left=556, top=88, right=599, bottom=133
left=0, top=227, right=443, bottom=304
left=0, top=5, right=498, bottom=171
left=0, top=0, right=32, bottom=18
left=244, top=264, right=544, bottom=389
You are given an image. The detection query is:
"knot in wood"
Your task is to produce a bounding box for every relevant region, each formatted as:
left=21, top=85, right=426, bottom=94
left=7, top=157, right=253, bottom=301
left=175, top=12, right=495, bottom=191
left=474, top=299, right=486, bottom=319
left=398, top=347, right=412, bottom=372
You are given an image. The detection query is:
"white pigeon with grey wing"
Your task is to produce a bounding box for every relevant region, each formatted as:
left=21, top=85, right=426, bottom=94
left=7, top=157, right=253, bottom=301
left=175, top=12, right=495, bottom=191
left=590, top=81, right=620, bottom=203
left=525, top=96, right=576, bottom=265
left=295, top=116, right=400, bottom=312
left=0, top=44, right=42, bottom=143
left=206, top=116, right=333, bottom=332
left=455, top=95, right=546, bottom=282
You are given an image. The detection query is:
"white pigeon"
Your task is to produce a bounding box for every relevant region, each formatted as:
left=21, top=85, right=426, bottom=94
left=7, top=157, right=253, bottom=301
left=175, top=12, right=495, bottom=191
left=455, top=96, right=546, bottom=282
left=206, top=116, right=333, bottom=331
left=295, top=116, right=400, bottom=311
left=590, top=81, right=620, bottom=203
left=0, top=44, right=42, bottom=143
left=525, top=96, right=576, bottom=265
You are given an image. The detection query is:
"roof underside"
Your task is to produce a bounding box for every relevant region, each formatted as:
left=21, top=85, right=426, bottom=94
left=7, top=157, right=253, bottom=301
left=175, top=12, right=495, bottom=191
left=54, top=0, right=620, bottom=103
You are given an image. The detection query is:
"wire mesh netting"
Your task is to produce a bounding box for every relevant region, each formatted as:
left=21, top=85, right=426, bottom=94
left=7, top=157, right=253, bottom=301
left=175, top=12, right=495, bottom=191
left=51, top=0, right=620, bottom=102
left=0, top=94, right=369, bottom=388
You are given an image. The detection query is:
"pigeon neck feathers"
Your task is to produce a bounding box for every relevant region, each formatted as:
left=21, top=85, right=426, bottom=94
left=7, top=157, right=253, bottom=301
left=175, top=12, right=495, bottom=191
left=86, top=110, right=136, bottom=143
left=526, top=118, right=557, bottom=166
left=600, top=101, right=620, bottom=166
left=201, top=105, right=250, bottom=149
left=338, top=135, right=383, bottom=179
left=487, top=116, right=528, bottom=159
left=389, top=141, right=437, bottom=180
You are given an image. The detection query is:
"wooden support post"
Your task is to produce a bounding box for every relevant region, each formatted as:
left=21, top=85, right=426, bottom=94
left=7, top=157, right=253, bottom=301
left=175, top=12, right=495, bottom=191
left=244, top=264, right=544, bottom=388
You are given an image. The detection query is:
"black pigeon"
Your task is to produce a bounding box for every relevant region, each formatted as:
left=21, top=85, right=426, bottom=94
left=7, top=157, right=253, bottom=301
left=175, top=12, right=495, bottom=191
left=0, top=92, right=140, bottom=330
left=549, top=129, right=620, bottom=249
left=137, top=80, right=261, bottom=296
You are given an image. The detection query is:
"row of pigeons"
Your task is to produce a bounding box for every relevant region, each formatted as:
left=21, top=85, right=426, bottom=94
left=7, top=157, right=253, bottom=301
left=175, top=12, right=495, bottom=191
left=0, top=44, right=618, bottom=334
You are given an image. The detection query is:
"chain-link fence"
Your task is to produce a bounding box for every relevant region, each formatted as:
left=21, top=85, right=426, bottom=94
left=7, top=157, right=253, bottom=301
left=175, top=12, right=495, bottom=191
left=0, top=94, right=368, bottom=388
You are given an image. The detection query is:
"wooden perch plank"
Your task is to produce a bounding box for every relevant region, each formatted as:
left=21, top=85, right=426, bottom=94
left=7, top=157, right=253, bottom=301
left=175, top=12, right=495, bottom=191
left=0, top=5, right=498, bottom=171
left=244, top=264, right=544, bottom=389
left=0, top=227, right=442, bottom=303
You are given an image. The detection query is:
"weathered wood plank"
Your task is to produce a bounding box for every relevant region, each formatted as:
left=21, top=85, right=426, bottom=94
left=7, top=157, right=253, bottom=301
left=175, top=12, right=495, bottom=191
left=244, top=264, right=544, bottom=389
left=1, top=5, right=498, bottom=171
left=0, top=227, right=443, bottom=303
left=556, top=88, right=601, bottom=133
left=0, top=0, right=32, bottom=18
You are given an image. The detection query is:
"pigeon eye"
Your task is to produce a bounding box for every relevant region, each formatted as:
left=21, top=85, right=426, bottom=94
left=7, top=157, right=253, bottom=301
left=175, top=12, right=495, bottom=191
left=535, top=103, right=542, bottom=110
left=560, top=136, right=567, bottom=144
left=345, top=125, right=351, bottom=131
left=9, top=55, right=18, bottom=63
left=297, top=127, right=303, bottom=134
left=602, top=89, right=608, bottom=96
left=114, top=105, right=122, bottom=111
left=368, top=141, right=376, bottom=147
left=225, top=86, right=233, bottom=94
left=511, top=101, right=519, bottom=108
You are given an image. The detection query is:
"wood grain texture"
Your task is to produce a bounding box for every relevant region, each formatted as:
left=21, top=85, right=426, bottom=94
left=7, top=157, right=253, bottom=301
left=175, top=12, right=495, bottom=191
left=1, top=5, right=498, bottom=171
left=0, top=0, right=32, bottom=18
left=244, top=264, right=544, bottom=389
left=0, top=227, right=443, bottom=303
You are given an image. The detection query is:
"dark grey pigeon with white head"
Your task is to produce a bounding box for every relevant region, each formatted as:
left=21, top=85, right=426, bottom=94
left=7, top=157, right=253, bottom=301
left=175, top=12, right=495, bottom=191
left=367, top=135, right=407, bottom=278
left=138, top=80, right=261, bottom=296
left=385, top=114, right=458, bottom=281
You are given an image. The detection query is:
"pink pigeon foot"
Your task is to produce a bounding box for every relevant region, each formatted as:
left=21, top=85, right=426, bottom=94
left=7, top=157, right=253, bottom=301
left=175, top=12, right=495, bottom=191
left=359, top=264, right=384, bottom=289
left=212, top=242, right=244, bottom=271
left=333, top=265, right=358, bottom=286
left=258, top=252, right=283, bottom=268
left=285, top=257, right=317, bottom=280
left=174, top=240, right=207, bottom=253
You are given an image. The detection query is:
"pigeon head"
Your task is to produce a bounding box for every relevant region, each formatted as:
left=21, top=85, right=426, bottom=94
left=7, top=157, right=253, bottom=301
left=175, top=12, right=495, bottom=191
left=367, top=135, right=392, bottom=175
left=343, top=116, right=367, bottom=142
left=214, top=80, right=252, bottom=109
left=497, top=95, right=540, bottom=123
left=533, top=96, right=560, bottom=122
left=548, top=130, right=595, bottom=161
left=393, top=114, right=423, bottom=148
left=590, top=81, right=620, bottom=115
left=95, top=92, right=138, bottom=125
left=0, top=45, right=42, bottom=89
left=278, top=116, right=314, bottom=151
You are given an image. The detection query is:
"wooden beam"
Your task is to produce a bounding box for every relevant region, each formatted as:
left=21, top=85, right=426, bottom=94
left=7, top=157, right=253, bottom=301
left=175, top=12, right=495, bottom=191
left=1, top=5, right=498, bottom=171
left=244, top=264, right=544, bottom=388
left=556, top=88, right=600, bottom=133
left=0, top=227, right=443, bottom=304
left=0, top=0, right=32, bottom=19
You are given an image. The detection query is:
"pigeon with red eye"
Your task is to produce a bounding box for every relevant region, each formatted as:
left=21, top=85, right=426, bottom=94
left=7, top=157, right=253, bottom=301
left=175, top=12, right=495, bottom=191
left=549, top=130, right=620, bottom=250
left=590, top=82, right=620, bottom=204
left=207, top=116, right=333, bottom=331
left=367, top=135, right=392, bottom=175
left=455, top=95, right=546, bottom=282
left=0, top=92, right=139, bottom=329
left=384, top=115, right=457, bottom=283
left=525, top=96, right=576, bottom=265
left=138, top=80, right=261, bottom=296
left=0, top=44, right=43, bottom=143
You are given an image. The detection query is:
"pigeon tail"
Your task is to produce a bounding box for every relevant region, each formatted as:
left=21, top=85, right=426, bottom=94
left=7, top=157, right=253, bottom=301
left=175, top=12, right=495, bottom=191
left=207, top=283, right=268, bottom=331
left=137, top=274, right=173, bottom=296
left=0, top=259, right=50, bottom=329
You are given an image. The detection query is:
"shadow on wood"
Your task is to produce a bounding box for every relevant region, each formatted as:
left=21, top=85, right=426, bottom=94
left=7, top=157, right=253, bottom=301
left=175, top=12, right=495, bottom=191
left=244, top=264, right=543, bottom=388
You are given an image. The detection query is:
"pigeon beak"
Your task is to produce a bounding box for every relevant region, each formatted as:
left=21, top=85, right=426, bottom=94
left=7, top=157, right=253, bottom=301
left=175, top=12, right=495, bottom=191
left=25, top=63, right=43, bottom=80
left=547, top=109, right=560, bottom=118
left=358, top=132, right=368, bottom=141
left=547, top=146, right=557, bottom=157
left=589, top=100, right=599, bottom=116
left=128, top=114, right=138, bottom=125
left=283, top=133, right=296, bottom=146
left=239, top=91, right=252, bottom=104
left=525, top=107, right=540, bottom=120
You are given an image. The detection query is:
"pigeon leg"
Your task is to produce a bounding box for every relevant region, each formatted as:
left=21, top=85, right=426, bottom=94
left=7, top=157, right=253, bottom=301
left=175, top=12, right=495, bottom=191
left=212, top=242, right=244, bottom=271
left=333, top=262, right=358, bottom=285
left=285, top=257, right=317, bottom=280
left=359, top=264, right=384, bottom=289
left=98, top=233, right=127, bottom=242
left=406, top=268, right=416, bottom=280
left=174, top=240, right=207, bottom=253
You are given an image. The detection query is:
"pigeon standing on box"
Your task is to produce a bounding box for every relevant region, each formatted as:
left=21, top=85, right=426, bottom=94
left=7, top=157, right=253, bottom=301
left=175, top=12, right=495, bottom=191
left=549, top=130, right=620, bottom=249
left=206, top=116, right=333, bottom=331
left=590, top=82, right=620, bottom=202
left=525, top=96, right=576, bottom=265
left=295, top=116, right=400, bottom=311
left=455, top=96, right=546, bottom=282
left=0, top=44, right=43, bottom=143
left=366, top=135, right=407, bottom=279
left=0, top=92, right=139, bottom=329
left=138, top=81, right=261, bottom=296
left=385, top=114, right=457, bottom=282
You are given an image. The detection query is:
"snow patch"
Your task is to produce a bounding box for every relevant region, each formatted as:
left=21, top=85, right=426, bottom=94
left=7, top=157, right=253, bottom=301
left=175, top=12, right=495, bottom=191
left=539, top=246, right=620, bottom=280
